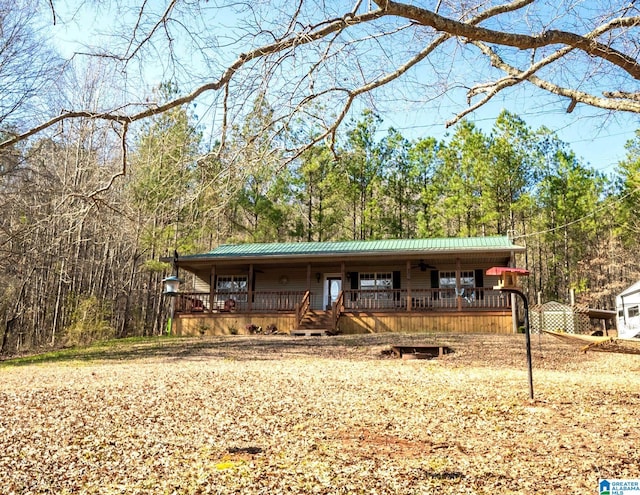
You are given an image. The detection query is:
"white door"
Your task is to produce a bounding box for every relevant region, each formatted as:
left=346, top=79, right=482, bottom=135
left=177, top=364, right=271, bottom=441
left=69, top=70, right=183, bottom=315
left=325, top=276, right=342, bottom=310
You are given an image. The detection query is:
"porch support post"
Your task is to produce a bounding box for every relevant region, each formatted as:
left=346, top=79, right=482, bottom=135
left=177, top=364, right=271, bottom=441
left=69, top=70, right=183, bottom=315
left=512, top=294, right=518, bottom=333
left=209, top=266, right=216, bottom=312
left=248, top=264, right=254, bottom=312
left=341, top=261, right=346, bottom=286
left=406, top=260, right=412, bottom=312
left=456, top=258, right=462, bottom=312
left=306, top=263, right=311, bottom=291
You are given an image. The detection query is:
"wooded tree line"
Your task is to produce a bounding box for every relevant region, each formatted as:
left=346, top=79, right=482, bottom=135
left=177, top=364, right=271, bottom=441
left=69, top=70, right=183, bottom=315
left=2, top=0, right=640, bottom=353
left=1, top=88, right=639, bottom=353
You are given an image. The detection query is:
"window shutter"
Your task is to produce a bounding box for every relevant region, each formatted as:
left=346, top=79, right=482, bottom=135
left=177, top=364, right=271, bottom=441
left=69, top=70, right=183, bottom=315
left=392, top=271, right=401, bottom=289
left=431, top=270, right=439, bottom=300
left=475, top=269, right=484, bottom=300
left=251, top=273, right=256, bottom=302
left=350, top=272, right=358, bottom=301
left=393, top=271, right=401, bottom=301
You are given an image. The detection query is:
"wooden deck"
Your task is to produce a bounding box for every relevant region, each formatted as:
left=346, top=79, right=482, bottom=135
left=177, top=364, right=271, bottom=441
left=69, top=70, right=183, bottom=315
left=173, top=309, right=514, bottom=336
left=171, top=287, right=514, bottom=336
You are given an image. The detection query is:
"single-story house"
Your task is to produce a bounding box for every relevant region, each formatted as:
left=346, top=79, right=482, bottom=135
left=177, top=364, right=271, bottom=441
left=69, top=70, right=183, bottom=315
left=616, top=280, right=640, bottom=339
left=168, top=236, right=525, bottom=336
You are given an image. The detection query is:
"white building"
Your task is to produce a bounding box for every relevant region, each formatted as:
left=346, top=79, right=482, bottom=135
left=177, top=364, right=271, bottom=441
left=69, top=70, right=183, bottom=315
left=616, top=280, right=640, bottom=339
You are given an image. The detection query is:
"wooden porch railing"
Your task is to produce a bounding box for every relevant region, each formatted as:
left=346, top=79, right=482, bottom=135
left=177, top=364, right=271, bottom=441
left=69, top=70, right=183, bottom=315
left=250, top=291, right=305, bottom=312
left=296, top=291, right=311, bottom=328
left=331, top=290, right=344, bottom=331
left=174, top=292, right=209, bottom=313
left=174, top=288, right=509, bottom=314
left=175, top=290, right=306, bottom=313
left=342, top=287, right=510, bottom=312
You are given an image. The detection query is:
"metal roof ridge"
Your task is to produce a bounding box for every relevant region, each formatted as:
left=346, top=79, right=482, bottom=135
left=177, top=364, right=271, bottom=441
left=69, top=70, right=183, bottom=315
left=178, top=235, right=523, bottom=259
left=213, top=235, right=514, bottom=248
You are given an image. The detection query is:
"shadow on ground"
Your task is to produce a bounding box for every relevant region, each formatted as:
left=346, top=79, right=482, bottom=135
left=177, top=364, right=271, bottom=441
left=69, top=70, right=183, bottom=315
left=1, top=332, right=597, bottom=371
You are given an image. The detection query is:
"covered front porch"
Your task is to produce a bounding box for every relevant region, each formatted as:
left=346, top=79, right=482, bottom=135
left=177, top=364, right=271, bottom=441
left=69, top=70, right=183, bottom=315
left=168, top=237, right=524, bottom=335
left=172, top=285, right=514, bottom=336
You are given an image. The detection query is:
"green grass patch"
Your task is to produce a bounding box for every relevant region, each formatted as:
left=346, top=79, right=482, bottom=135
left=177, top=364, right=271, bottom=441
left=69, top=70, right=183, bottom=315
left=0, top=335, right=189, bottom=367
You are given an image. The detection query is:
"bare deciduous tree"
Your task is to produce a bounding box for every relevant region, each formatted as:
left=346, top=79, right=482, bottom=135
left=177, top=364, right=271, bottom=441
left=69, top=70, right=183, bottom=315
left=1, top=0, right=638, bottom=158
left=0, top=0, right=63, bottom=130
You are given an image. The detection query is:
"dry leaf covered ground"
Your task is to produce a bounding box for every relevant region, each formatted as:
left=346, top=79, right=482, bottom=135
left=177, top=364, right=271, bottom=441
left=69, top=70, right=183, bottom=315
left=1, top=333, right=638, bottom=494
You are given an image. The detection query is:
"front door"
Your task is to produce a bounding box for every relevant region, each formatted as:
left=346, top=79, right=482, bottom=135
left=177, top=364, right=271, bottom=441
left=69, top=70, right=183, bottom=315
left=326, top=276, right=342, bottom=310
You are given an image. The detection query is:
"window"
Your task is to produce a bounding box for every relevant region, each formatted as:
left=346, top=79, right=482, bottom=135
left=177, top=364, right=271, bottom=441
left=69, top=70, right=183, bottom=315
left=439, top=271, right=475, bottom=298
left=216, top=275, right=248, bottom=302
left=360, top=272, right=392, bottom=300
left=628, top=306, right=640, bottom=318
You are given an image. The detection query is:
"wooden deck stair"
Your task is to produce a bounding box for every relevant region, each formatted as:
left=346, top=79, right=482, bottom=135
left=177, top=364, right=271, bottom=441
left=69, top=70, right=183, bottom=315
left=292, top=310, right=332, bottom=336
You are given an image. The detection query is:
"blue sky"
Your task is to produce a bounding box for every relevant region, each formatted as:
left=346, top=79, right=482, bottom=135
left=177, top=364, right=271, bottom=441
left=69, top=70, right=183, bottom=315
left=47, top=1, right=639, bottom=177
left=382, top=96, right=638, bottom=177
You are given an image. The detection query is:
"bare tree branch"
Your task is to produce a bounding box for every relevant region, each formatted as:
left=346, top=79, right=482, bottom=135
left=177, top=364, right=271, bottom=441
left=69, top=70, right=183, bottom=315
left=88, top=121, right=128, bottom=198
left=604, top=90, right=640, bottom=101
left=123, top=0, right=179, bottom=63
left=376, top=0, right=640, bottom=79
left=0, top=7, right=385, bottom=150
left=446, top=43, right=575, bottom=127
left=471, top=41, right=640, bottom=115
left=2, top=0, right=639, bottom=155
left=48, top=0, right=57, bottom=25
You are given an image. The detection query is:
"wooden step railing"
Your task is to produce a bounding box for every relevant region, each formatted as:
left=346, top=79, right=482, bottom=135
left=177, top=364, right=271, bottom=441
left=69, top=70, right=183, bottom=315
left=295, top=290, right=311, bottom=328
left=332, top=290, right=344, bottom=331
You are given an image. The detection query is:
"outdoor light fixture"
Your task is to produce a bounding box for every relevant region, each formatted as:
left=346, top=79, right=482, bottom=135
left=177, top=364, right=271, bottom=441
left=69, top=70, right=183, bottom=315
left=487, top=266, right=533, bottom=400
left=316, top=272, right=322, bottom=283
left=162, top=275, right=183, bottom=336
left=162, top=275, right=182, bottom=296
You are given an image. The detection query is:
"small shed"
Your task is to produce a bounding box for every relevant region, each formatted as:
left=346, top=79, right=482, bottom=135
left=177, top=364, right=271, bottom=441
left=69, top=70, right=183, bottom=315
left=530, top=301, right=589, bottom=335
left=616, top=280, right=640, bottom=339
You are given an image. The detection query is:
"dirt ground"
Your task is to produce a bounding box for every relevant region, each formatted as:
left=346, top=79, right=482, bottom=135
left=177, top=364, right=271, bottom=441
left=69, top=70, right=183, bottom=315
left=1, top=333, right=638, bottom=494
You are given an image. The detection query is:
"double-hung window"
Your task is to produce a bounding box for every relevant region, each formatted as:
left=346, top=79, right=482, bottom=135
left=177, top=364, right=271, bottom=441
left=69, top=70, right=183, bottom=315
left=360, top=272, right=392, bottom=300
left=439, top=271, right=475, bottom=298
left=216, top=275, right=248, bottom=302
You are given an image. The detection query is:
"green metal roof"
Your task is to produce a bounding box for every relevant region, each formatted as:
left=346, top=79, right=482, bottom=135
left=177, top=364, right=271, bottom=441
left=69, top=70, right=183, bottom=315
left=181, top=236, right=523, bottom=260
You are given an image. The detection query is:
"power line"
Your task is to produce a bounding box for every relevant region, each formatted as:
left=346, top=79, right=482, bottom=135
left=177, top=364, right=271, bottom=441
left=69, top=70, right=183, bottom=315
left=512, top=187, right=640, bottom=241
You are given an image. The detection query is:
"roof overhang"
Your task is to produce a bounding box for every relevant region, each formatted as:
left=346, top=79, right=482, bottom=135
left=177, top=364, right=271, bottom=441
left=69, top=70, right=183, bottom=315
left=168, top=237, right=525, bottom=273
left=619, top=280, right=640, bottom=299
left=588, top=308, right=616, bottom=320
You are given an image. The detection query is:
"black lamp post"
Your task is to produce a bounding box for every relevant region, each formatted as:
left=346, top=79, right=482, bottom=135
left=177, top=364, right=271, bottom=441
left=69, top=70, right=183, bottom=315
left=487, top=267, right=533, bottom=400
left=500, top=287, right=533, bottom=400
left=162, top=251, right=182, bottom=335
